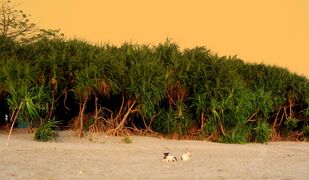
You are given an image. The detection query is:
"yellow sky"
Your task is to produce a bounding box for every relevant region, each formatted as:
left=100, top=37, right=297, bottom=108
left=16, top=0, right=309, bottom=77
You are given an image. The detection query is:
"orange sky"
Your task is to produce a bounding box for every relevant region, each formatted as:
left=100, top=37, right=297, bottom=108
left=15, top=0, right=309, bottom=77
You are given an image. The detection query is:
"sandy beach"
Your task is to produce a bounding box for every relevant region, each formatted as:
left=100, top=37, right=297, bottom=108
left=1, top=130, right=309, bottom=180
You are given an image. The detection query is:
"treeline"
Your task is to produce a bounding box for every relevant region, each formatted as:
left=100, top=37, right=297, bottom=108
left=0, top=36, right=309, bottom=143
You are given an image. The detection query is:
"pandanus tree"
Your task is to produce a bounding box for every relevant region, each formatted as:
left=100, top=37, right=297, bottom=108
left=1, top=58, right=49, bottom=147
left=73, top=44, right=120, bottom=137
left=88, top=47, right=120, bottom=133
left=72, top=43, right=99, bottom=137
left=238, top=63, right=309, bottom=140
left=156, top=40, right=188, bottom=107
left=110, top=44, right=166, bottom=135
left=74, top=64, right=97, bottom=137
left=187, top=50, right=256, bottom=142
left=20, top=39, right=66, bottom=119
left=184, top=47, right=211, bottom=131
left=153, top=41, right=193, bottom=135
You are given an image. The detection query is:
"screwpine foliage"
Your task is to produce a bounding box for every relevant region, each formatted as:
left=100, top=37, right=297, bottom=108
left=34, top=119, right=59, bottom=142
left=0, top=37, right=308, bottom=143
left=252, top=121, right=271, bottom=143
left=154, top=101, right=193, bottom=135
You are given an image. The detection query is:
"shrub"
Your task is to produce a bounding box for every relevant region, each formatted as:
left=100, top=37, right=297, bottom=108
left=283, top=118, right=298, bottom=130
left=121, top=136, right=132, bottom=144
left=218, top=124, right=249, bottom=144
left=281, top=118, right=299, bottom=137
left=153, top=107, right=192, bottom=135
left=252, top=121, right=271, bottom=143
left=34, top=119, right=59, bottom=142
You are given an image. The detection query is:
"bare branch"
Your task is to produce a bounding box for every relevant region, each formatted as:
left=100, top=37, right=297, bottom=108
left=0, top=0, right=63, bottom=42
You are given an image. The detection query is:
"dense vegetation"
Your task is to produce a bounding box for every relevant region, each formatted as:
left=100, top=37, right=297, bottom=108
left=0, top=36, right=308, bottom=143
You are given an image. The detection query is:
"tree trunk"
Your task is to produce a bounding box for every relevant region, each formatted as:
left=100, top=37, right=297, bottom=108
left=272, top=107, right=281, bottom=131
left=114, top=92, right=125, bottom=124
left=78, top=97, right=88, bottom=138
left=6, top=102, right=23, bottom=147
left=201, top=111, right=205, bottom=130
left=113, top=100, right=137, bottom=135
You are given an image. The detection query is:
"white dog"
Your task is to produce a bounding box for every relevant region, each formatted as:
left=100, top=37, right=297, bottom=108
left=162, top=152, right=177, bottom=162
left=181, top=152, right=191, bottom=161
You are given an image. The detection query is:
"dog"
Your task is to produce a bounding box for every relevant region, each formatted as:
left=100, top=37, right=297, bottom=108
left=181, top=152, right=191, bottom=161
left=162, top=152, right=177, bottom=162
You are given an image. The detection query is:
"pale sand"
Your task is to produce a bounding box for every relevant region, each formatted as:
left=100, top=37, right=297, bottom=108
left=0, top=130, right=309, bottom=180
